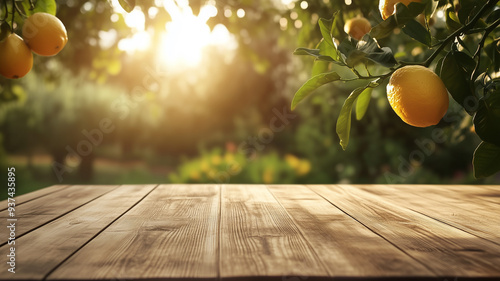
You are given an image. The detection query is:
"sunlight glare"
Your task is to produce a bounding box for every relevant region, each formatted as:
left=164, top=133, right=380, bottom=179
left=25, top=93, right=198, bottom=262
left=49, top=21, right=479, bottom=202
left=118, top=31, right=151, bottom=53
left=160, top=13, right=210, bottom=67
left=125, top=8, right=146, bottom=30
left=159, top=0, right=236, bottom=70
left=111, top=0, right=236, bottom=67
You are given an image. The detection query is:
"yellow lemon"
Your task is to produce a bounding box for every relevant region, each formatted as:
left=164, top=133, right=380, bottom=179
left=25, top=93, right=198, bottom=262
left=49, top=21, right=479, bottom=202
left=344, top=17, right=372, bottom=40
left=387, top=65, right=449, bottom=127
left=379, top=0, right=422, bottom=20
left=0, top=33, right=33, bottom=79
left=22, top=13, right=68, bottom=56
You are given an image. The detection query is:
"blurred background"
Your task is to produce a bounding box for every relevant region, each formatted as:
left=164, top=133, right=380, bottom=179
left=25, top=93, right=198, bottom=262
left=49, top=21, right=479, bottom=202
left=1, top=0, right=499, bottom=199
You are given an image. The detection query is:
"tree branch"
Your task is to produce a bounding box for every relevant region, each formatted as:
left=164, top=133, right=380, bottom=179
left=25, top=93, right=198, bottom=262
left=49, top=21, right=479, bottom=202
left=471, top=17, right=500, bottom=79
left=423, top=0, right=499, bottom=67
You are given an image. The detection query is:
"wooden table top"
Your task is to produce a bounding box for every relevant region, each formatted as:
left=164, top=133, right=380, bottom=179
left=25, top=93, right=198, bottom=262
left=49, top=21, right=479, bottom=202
left=1, top=184, right=499, bottom=280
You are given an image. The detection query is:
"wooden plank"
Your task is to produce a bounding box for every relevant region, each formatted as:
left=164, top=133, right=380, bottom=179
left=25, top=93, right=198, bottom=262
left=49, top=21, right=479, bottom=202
left=355, top=185, right=500, bottom=245
left=463, top=185, right=500, bottom=205
left=0, top=185, right=157, bottom=280
left=311, top=184, right=500, bottom=277
left=48, top=184, right=220, bottom=280
left=267, top=185, right=433, bottom=277
left=0, top=185, right=118, bottom=240
left=379, top=184, right=500, bottom=206
left=219, top=184, right=329, bottom=279
left=388, top=184, right=500, bottom=207
left=0, top=185, right=69, bottom=211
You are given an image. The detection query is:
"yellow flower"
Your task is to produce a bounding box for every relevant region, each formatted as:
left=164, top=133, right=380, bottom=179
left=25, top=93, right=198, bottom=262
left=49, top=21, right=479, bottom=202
left=189, top=171, right=200, bottom=180
left=285, top=154, right=300, bottom=169
left=211, top=155, right=222, bottom=165
left=224, top=153, right=234, bottom=163
left=228, top=162, right=242, bottom=174
left=263, top=168, right=273, bottom=184
left=296, top=160, right=311, bottom=176
left=200, top=161, right=210, bottom=172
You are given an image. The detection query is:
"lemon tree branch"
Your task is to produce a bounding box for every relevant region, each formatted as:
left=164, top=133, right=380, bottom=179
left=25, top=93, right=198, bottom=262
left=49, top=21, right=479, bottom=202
left=10, top=0, right=14, bottom=32
left=471, top=17, right=500, bottom=79
left=423, top=0, right=500, bottom=67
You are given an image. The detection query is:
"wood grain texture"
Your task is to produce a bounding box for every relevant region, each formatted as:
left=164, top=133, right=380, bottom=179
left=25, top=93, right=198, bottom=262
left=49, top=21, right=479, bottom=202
left=267, top=185, right=433, bottom=277
left=0, top=185, right=118, bottom=241
left=0, top=185, right=156, bottom=280
left=310, top=184, right=500, bottom=277
left=0, top=185, right=69, bottom=211
left=48, top=184, right=220, bottom=280
left=3, top=184, right=500, bottom=280
left=219, top=184, right=329, bottom=279
left=354, top=185, right=500, bottom=245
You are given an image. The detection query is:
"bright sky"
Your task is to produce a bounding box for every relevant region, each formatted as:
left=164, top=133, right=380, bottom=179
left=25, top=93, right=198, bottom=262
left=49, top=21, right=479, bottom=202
left=107, top=0, right=237, bottom=71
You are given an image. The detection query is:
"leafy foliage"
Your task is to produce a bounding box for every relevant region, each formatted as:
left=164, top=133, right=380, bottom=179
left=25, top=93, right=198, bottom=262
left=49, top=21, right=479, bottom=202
left=291, top=72, right=341, bottom=110
left=336, top=86, right=373, bottom=150
left=1, top=0, right=499, bottom=187
left=291, top=0, right=500, bottom=178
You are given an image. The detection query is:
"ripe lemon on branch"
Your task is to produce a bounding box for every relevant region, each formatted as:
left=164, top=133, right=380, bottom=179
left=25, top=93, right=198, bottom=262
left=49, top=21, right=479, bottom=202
left=0, top=33, right=33, bottom=79
left=379, top=0, right=422, bottom=20
left=22, top=13, right=68, bottom=56
left=344, top=16, right=372, bottom=40
left=386, top=65, right=449, bottom=128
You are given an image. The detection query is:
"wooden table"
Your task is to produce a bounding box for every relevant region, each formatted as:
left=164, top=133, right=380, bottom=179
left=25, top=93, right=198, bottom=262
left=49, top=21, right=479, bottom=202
left=1, top=184, right=499, bottom=280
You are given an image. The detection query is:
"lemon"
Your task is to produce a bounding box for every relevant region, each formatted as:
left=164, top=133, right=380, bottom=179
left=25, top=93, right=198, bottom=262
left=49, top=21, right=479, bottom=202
left=379, top=0, right=422, bottom=20
left=22, top=13, right=68, bottom=56
left=344, top=17, right=372, bottom=40
left=387, top=65, right=449, bottom=127
left=0, top=33, right=33, bottom=79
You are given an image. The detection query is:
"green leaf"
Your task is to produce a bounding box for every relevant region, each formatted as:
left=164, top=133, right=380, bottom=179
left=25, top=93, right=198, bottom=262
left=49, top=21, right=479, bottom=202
left=22, top=0, right=57, bottom=16
left=0, top=2, right=6, bottom=21
left=356, top=35, right=398, bottom=67
left=402, top=19, right=431, bottom=46
left=394, top=2, right=427, bottom=24
left=424, top=0, right=439, bottom=18
left=310, top=40, right=338, bottom=76
left=370, top=2, right=426, bottom=39
left=336, top=86, right=370, bottom=150
left=118, top=0, right=136, bottom=13
left=293, top=47, right=336, bottom=62
left=355, top=88, right=372, bottom=120
left=473, top=142, right=500, bottom=178
left=485, top=40, right=500, bottom=72
left=446, top=7, right=463, bottom=31
left=311, top=60, right=330, bottom=77
left=319, top=17, right=335, bottom=47
left=458, top=0, right=486, bottom=24
left=473, top=90, right=500, bottom=146
left=338, top=35, right=396, bottom=67
left=456, top=36, right=472, bottom=54
left=291, top=72, right=341, bottom=110
left=486, top=8, right=500, bottom=24
left=440, top=51, right=475, bottom=114
left=0, top=22, right=10, bottom=42
left=370, top=17, right=398, bottom=39
left=330, top=10, right=346, bottom=42
left=338, top=38, right=357, bottom=58
left=318, top=38, right=339, bottom=61
left=435, top=56, right=444, bottom=77
left=294, top=48, right=321, bottom=56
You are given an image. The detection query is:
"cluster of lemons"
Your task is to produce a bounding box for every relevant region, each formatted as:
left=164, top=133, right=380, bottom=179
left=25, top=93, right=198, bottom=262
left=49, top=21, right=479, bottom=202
left=0, top=12, right=68, bottom=79
left=343, top=0, right=449, bottom=128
